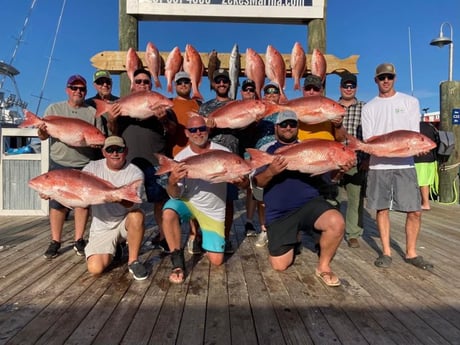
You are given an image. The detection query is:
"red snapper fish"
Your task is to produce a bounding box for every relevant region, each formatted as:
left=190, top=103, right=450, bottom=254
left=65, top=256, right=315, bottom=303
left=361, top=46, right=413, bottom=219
left=145, top=41, right=162, bottom=89
left=280, top=95, right=346, bottom=124
left=265, top=45, right=288, bottom=103
left=247, top=139, right=357, bottom=176
left=19, top=109, right=106, bottom=147
left=183, top=44, right=204, bottom=100
left=311, top=48, right=327, bottom=82
left=155, top=149, right=267, bottom=183
left=347, top=130, right=437, bottom=157
left=290, top=42, right=306, bottom=91
left=93, top=91, right=174, bottom=119
left=204, top=99, right=283, bottom=129
left=28, top=169, right=143, bottom=209
left=245, top=48, right=266, bottom=100
left=126, top=48, right=143, bottom=91
left=164, top=46, right=183, bottom=94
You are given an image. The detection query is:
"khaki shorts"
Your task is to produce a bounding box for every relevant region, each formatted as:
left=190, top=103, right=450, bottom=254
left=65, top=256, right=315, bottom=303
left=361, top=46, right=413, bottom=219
left=85, top=218, right=128, bottom=259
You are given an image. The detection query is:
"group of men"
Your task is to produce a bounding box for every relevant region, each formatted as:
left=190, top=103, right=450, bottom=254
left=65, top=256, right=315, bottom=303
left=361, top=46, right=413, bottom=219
left=35, top=59, right=433, bottom=285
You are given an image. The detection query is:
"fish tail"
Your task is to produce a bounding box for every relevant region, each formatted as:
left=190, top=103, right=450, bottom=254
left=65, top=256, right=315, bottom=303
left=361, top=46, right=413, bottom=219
left=116, top=179, right=143, bottom=204
left=246, top=148, right=274, bottom=168
left=279, top=89, right=289, bottom=104
left=154, top=153, right=177, bottom=175
left=19, top=109, right=42, bottom=128
left=93, top=99, right=111, bottom=118
left=345, top=134, right=362, bottom=151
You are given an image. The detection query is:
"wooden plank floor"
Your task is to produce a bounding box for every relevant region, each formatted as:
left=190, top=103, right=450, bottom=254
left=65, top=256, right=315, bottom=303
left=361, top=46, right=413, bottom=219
left=1, top=193, right=460, bottom=345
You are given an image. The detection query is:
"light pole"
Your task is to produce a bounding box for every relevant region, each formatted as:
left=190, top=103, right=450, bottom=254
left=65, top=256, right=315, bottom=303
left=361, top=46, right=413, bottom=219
left=430, top=22, right=454, bottom=81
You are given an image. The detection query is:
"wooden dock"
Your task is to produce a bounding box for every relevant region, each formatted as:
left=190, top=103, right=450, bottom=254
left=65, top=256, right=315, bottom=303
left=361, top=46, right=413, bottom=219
left=1, top=193, right=460, bottom=345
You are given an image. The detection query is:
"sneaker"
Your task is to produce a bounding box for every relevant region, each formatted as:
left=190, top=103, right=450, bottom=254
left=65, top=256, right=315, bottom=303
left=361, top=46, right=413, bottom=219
left=43, top=240, right=61, bottom=260
left=156, top=238, right=170, bottom=254
left=73, top=238, right=86, bottom=256
left=255, top=231, right=268, bottom=247
left=347, top=238, right=360, bottom=248
left=187, top=238, right=202, bottom=255
left=128, top=261, right=148, bottom=281
left=224, top=240, right=234, bottom=254
left=245, top=222, right=257, bottom=237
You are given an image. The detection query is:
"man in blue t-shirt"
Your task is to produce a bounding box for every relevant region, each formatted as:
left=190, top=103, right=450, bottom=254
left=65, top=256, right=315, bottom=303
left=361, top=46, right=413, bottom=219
left=253, top=110, right=349, bottom=287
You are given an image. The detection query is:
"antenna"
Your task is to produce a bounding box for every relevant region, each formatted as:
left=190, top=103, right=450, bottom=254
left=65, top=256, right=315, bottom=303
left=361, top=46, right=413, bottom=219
left=35, top=0, right=67, bottom=114
left=408, top=27, right=414, bottom=96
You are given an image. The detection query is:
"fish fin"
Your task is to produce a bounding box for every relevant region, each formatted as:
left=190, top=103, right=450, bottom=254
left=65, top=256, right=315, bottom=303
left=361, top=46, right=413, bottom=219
left=155, top=154, right=177, bottom=175
left=93, top=99, right=112, bottom=117
left=246, top=148, right=274, bottom=169
left=19, top=109, right=42, bottom=128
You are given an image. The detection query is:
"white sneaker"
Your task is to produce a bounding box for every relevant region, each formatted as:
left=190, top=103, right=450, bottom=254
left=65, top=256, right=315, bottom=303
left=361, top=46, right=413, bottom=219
left=255, top=231, right=268, bottom=247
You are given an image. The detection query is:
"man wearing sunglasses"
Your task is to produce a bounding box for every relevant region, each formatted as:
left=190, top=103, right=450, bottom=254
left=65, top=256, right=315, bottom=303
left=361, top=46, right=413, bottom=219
left=362, top=63, right=433, bottom=271
left=82, top=136, right=148, bottom=280
left=252, top=110, right=345, bottom=287
left=86, top=70, right=119, bottom=135
left=199, top=69, right=238, bottom=254
left=108, top=68, right=178, bottom=255
left=337, top=73, right=367, bottom=249
left=38, top=74, right=107, bottom=260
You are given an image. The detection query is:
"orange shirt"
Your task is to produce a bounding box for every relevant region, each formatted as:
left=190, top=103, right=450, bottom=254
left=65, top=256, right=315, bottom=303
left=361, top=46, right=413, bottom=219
left=171, top=98, right=200, bottom=156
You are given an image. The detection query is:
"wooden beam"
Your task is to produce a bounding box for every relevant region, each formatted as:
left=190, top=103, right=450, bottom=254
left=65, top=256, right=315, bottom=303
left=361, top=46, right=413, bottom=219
left=90, top=51, right=359, bottom=77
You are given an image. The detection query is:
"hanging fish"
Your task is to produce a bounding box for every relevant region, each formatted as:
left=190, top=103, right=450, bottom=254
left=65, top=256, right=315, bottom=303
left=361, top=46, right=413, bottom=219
left=228, top=43, right=240, bottom=100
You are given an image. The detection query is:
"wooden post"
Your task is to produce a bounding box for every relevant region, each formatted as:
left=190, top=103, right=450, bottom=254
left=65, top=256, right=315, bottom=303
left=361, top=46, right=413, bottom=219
left=119, top=0, right=138, bottom=96
left=438, top=81, right=460, bottom=203
left=307, top=0, right=326, bottom=53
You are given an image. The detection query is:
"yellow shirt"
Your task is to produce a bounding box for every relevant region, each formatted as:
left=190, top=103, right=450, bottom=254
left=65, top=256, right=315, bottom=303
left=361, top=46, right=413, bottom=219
left=298, top=122, right=335, bottom=141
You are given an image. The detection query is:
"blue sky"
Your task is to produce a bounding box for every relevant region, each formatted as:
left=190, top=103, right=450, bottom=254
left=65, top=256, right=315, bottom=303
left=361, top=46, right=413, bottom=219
left=1, top=0, right=459, bottom=116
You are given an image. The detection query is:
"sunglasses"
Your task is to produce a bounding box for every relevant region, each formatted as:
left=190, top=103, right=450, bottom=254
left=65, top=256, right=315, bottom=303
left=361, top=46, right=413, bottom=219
left=68, top=85, right=87, bottom=92
left=176, top=80, right=191, bottom=85
left=215, top=78, right=230, bottom=84
left=278, top=120, right=298, bottom=128
left=134, top=79, right=151, bottom=85
left=187, top=125, right=207, bottom=133
left=95, top=78, right=112, bottom=86
left=341, top=84, right=356, bottom=89
left=377, top=74, right=395, bottom=81
left=304, top=85, right=321, bottom=92
left=243, top=87, right=255, bottom=92
left=105, top=146, right=126, bottom=154
left=265, top=88, right=280, bottom=95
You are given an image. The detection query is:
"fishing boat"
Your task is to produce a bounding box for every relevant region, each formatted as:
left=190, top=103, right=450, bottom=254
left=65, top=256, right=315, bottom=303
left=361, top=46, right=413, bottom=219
left=0, top=60, right=27, bottom=126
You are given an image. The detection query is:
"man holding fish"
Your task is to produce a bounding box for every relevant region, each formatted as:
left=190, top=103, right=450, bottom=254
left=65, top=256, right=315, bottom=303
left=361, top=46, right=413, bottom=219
left=362, top=63, right=433, bottom=270
left=37, top=74, right=107, bottom=260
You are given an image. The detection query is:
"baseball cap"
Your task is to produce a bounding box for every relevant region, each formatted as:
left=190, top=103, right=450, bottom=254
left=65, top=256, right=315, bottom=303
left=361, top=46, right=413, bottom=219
left=174, top=71, right=191, bottom=82
left=340, top=73, right=357, bottom=87
left=375, top=63, right=396, bottom=77
left=263, top=82, right=280, bottom=93
left=276, top=110, right=298, bottom=124
left=93, top=70, right=111, bottom=82
left=242, top=79, right=256, bottom=89
left=213, top=69, right=230, bottom=81
left=67, top=74, right=87, bottom=86
left=303, top=74, right=323, bottom=88
left=103, top=136, right=126, bottom=150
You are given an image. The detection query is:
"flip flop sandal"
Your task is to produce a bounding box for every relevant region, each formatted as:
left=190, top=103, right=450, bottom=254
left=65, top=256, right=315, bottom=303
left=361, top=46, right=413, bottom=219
left=315, top=270, right=341, bottom=287
left=169, top=249, right=186, bottom=284
left=374, top=255, right=392, bottom=268
left=169, top=267, right=185, bottom=284
left=405, top=256, right=434, bottom=270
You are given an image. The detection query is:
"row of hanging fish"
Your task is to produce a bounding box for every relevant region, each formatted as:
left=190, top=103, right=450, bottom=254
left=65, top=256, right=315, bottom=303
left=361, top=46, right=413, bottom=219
left=125, top=42, right=326, bottom=101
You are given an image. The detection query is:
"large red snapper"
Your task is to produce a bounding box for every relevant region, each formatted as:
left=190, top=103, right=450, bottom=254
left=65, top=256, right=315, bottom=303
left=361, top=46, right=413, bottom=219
left=347, top=130, right=437, bottom=157
left=280, top=95, right=346, bottom=124
left=265, top=45, right=288, bottom=103
left=126, top=48, right=143, bottom=91
left=247, top=139, right=356, bottom=176
left=311, top=48, right=327, bottom=82
left=290, top=42, right=306, bottom=91
left=145, top=41, right=162, bottom=89
left=245, top=48, right=266, bottom=100
left=205, top=99, right=283, bottom=129
left=183, top=44, right=204, bottom=100
left=19, top=109, right=106, bottom=147
left=165, top=46, right=183, bottom=94
left=93, top=91, right=173, bottom=119
left=155, top=149, right=268, bottom=183
left=28, top=169, right=143, bottom=208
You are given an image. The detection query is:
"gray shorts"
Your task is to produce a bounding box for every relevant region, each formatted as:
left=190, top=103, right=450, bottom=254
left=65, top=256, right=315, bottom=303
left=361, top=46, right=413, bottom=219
left=366, top=168, right=421, bottom=212
left=85, top=218, right=128, bottom=259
